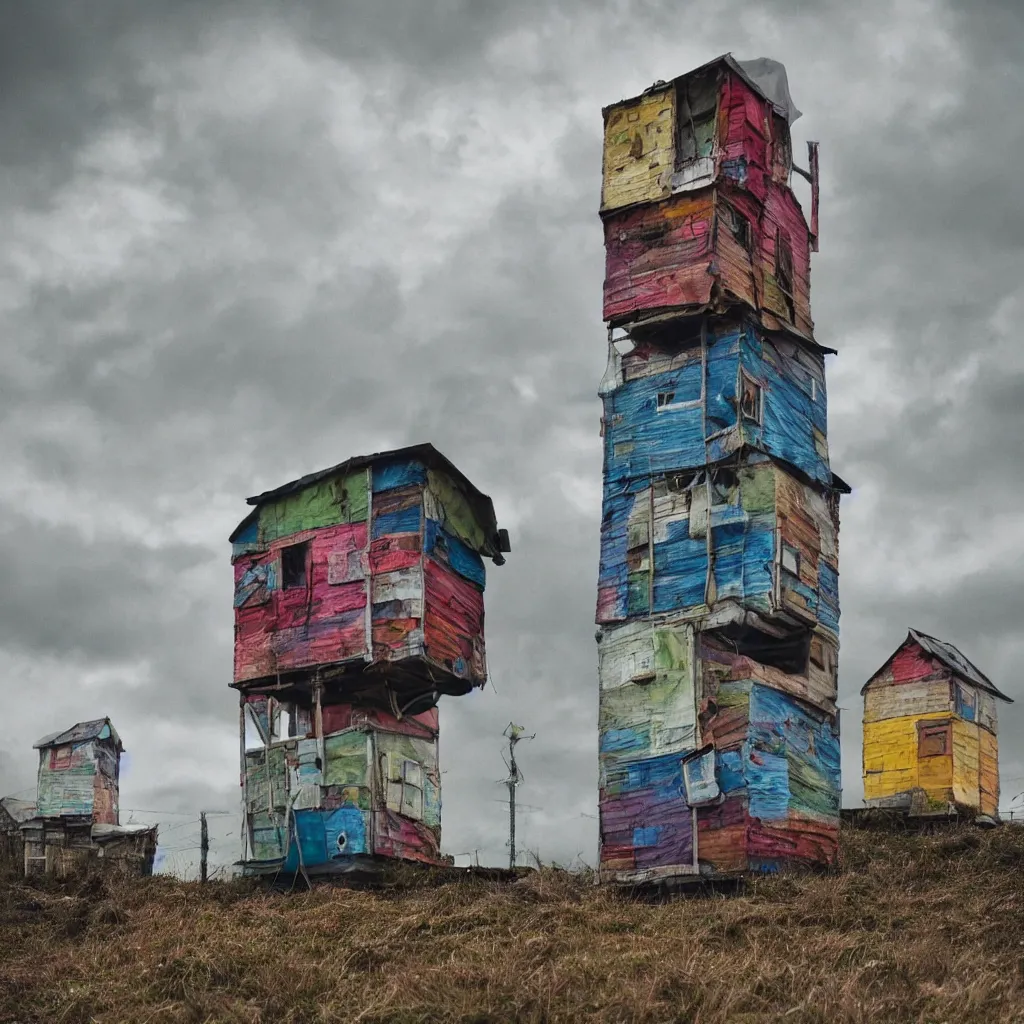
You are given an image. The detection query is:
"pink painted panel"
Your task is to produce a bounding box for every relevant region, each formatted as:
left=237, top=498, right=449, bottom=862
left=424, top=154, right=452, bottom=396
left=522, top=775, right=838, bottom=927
left=424, top=557, right=486, bottom=682
left=603, top=192, right=715, bottom=324
left=373, top=809, right=441, bottom=864
left=233, top=522, right=369, bottom=683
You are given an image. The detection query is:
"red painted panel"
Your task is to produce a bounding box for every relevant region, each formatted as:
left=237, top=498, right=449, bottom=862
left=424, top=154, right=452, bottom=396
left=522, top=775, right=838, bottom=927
left=892, top=642, right=939, bottom=684
left=369, top=533, right=421, bottom=574
left=321, top=702, right=438, bottom=738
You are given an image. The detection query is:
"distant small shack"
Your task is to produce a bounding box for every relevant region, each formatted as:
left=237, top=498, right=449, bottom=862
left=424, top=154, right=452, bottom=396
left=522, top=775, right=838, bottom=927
left=0, top=796, right=36, bottom=871
left=2, top=718, right=158, bottom=878
left=862, top=630, right=1012, bottom=820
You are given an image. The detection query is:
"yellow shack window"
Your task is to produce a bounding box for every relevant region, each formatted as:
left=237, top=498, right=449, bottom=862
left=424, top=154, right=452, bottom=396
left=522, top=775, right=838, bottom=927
left=918, top=722, right=951, bottom=758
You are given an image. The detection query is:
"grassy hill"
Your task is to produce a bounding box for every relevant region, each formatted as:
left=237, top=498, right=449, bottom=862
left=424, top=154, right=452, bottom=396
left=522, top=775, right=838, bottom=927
left=2, top=824, right=1023, bottom=1023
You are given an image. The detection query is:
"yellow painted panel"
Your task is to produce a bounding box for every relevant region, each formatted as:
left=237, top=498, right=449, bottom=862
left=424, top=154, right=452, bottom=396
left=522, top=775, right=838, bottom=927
left=952, top=719, right=980, bottom=808
left=601, top=88, right=675, bottom=212
left=979, top=729, right=999, bottom=816
left=862, top=712, right=952, bottom=804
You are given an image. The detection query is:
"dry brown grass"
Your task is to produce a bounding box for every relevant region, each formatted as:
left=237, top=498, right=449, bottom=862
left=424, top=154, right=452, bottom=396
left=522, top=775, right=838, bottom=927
left=2, top=825, right=1024, bottom=1023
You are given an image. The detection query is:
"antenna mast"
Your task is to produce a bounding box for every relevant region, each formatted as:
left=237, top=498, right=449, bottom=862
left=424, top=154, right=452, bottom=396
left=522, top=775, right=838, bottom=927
left=503, top=722, right=534, bottom=871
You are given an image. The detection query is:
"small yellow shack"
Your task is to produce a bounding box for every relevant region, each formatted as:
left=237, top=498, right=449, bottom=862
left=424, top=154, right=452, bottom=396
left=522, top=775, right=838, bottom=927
left=862, top=629, right=1012, bottom=819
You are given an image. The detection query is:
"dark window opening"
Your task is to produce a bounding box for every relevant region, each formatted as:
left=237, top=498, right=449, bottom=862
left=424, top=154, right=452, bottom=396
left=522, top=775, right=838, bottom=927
left=675, top=72, right=718, bottom=168
left=709, top=467, right=739, bottom=505
left=720, top=200, right=751, bottom=252
left=709, top=625, right=811, bottom=675
left=665, top=471, right=698, bottom=494
left=773, top=116, right=792, bottom=176
left=282, top=542, right=309, bottom=590
left=776, top=228, right=795, bottom=322
left=740, top=374, right=763, bottom=424
left=918, top=722, right=951, bottom=759
left=657, top=391, right=676, bottom=409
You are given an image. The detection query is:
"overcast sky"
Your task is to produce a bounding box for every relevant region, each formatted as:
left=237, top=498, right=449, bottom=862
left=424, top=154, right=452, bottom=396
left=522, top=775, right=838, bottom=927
left=2, top=0, right=1022, bottom=875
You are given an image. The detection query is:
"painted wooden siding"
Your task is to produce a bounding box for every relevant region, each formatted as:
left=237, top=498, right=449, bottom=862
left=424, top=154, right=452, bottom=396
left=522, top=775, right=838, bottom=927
left=979, top=728, right=999, bottom=816
left=862, top=711, right=953, bottom=808
left=602, top=192, right=715, bottom=324
left=863, top=679, right=951, bottom=724
left=601, top=87, right=675, bottom=212
left=951, top=718, right=981, bottom=810
left=695, top=677, right=840, bottom=875
left=598, top=621, right=698, bottom=882
left=233, top=460, right=492, bottom=689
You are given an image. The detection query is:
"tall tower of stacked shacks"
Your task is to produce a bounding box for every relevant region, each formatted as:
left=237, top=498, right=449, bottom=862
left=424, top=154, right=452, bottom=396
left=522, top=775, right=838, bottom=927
left=229, top=444, right=509, bottom=878
left=596, top=55, right=850, bottom=883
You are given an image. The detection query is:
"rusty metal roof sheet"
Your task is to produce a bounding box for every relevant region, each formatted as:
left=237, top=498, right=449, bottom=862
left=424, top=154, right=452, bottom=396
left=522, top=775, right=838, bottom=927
left=33, top=718, right=123, bottom=750
left=908, top=629, right=1012, bottom=703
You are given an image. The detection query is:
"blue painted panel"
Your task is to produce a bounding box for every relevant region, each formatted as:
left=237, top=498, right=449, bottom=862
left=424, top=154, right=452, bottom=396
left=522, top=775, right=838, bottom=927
left=373, top=460, right=427, bottom=493
left=739, top=328, right=830, bottom=486
left=633, top=826, right=660, bottom=847
left=817, top=561, right=840, bottom=633
left=372, top=506, right=422, bottom=538
left=746, top=751, right=790, bottom=822
left=323, top=806, right=368, bottom=856
left=716, top=750, right=746, bottom=793
left=652, top=522, right=707, bottom=612
left=600, top=725, right=651, bottom=756
left=745, top=685, right=841, bottom=822
left=424, top=520, right=486, bottom=588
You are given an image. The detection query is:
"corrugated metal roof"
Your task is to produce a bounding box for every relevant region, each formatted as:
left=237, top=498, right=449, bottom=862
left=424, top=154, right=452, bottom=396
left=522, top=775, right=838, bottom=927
left=0, top=796, right=37, bottom=823
left=33, top=718, right=123, bottom=750
left=908, top=629, right=1013, bottom=703
left=862, top=631, right=1012, bottom=702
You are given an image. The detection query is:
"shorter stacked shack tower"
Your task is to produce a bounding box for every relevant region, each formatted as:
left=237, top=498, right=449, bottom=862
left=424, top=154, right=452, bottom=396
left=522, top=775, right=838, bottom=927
left=596, top=56, right=849, bottom=882
left=230, top=444, right=509, bottom=877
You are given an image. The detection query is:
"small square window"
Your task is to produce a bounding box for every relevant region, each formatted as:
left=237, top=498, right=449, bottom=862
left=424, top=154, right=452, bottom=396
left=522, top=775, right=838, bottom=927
left=720, top=200, right=751, bottom=252
left=740, top=374, right=763, bottom=424
left=281, top=542, right=308, bottom=590
left=918, top=722, right=951, bottom=759
left=781, top=544, right=800, bottom=575
left=657, top=391, right=676, bottom=409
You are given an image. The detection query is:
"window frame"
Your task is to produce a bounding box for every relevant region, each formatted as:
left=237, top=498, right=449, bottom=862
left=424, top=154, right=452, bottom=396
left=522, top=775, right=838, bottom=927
left=917, top=720, right=952, bottom=759
left=281, top=541, right=309, bottom=591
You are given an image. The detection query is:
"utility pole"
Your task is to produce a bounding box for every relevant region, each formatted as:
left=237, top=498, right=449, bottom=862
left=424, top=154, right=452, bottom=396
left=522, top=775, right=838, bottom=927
left=502, top=723, right=534, bottom=871
left=200, top=811, right=209, bottom=884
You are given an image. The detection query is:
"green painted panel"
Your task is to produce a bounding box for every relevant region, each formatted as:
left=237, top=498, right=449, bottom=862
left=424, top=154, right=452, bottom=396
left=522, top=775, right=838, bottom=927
left=739, top=463, right=776, bottom=515
left=323, top=731, right=369, bottom=788
left=258, top=470, right=368, bottom=545
left=426, top=469, right=486, bottom=551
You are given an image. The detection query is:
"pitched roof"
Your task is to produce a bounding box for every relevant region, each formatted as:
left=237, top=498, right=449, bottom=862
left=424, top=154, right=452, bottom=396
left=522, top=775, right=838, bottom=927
left=908, top=629, right=1012, bottom=702
left=862, top=630, right=1012, bottom=703
left=229, top=442, right=507, bottom=561
left=33, top=718, right=123, bottom=750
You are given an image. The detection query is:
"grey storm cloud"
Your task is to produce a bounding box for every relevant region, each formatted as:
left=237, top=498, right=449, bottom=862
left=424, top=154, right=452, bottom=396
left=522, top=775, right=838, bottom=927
left=3, top=0, right=1024, bottom=873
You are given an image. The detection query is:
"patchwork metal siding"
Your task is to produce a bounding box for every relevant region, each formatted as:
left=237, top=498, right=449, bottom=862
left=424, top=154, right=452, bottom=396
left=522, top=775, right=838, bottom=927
left=598, top=58, right=842, bottom=883
left=601, top=86, right=675, bottom=213
left=861, top=634, right=1007, bottom=817
left=232, top=460, right=492, bottom=689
